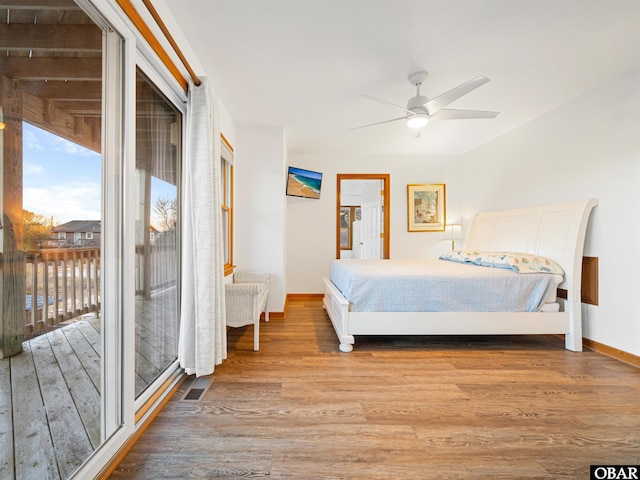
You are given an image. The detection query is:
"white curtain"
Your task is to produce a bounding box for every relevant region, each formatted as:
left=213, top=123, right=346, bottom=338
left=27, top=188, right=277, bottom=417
left=178, top=77, right=227, bottom=376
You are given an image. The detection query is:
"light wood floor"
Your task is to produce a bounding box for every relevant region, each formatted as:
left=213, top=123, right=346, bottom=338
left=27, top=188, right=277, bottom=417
left=112, top=297, right=640, bottom=479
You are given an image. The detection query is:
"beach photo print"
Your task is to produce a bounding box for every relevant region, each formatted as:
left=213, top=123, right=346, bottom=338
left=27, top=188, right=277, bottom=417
left=285, top=166, right=323, bottom=199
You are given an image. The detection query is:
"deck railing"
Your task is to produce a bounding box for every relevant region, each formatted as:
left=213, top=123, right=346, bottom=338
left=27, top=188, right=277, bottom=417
left=135, top=244, right=177, bottom=297
left=23, top=244, right=176, bottom=339
left=24, top=248, right=101, bottom=338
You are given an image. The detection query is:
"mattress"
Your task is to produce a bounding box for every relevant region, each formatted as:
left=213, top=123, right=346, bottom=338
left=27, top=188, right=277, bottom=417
left=329, top=259, right=562, bottom=313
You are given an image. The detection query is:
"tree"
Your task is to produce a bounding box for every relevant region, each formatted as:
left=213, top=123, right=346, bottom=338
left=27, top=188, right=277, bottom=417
left=153, top=197, right=177, bottom=232
left=23, top=209, right=54, bottom=251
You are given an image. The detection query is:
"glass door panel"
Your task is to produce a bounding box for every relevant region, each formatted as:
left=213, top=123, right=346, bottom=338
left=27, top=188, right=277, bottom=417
left=0, top=1, right=115, bottom=478
left=134, top=69, right=181, bottom=398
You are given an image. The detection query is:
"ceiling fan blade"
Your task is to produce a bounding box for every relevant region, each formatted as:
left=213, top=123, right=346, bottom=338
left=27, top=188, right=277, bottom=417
left=425, top=75, right=490, bottom=114
left=429, top=109, right=499, bottom=120
left=349, top=116, right=406, bottom=130
left=361, top=94, right=413, bottom=115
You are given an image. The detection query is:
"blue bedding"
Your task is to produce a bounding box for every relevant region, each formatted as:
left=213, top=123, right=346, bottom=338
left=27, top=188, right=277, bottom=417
left=329, top=258, right=562, bottom=313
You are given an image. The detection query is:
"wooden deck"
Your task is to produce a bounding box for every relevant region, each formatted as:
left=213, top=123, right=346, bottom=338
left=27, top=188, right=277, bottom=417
left=0, top=316, right=101, bottom=480
left=134, top=289, right=179, bottom=397
left=1, top=289, right=178, bottom=480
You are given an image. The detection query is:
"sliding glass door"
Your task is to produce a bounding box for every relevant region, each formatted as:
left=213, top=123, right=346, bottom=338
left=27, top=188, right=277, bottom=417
left=0, top=1, right=123, bottom=478
left=134, top=69, right=181, bottom=398
left=2, top=0, right=188, bottom=476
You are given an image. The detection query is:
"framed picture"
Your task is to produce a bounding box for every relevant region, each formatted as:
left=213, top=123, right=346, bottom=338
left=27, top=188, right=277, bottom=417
left=407, top=183, right=446, bottom=232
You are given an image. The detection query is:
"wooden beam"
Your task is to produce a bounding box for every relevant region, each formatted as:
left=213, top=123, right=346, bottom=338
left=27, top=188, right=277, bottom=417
left=73, top=115, right=83, bottom=135
left=43, top=99, right=55, bottom=122
left=22, top=90, right=101, bottom=153
left=0, top=57, right=101, bottom=82
left=17, top=79, right=101, bottom=101
left=89, top=116, right=100, bottom=145
left=53, top=100, right=102, bottom=116
left=0, top=75, right=25, bottom=359
left=0, top=24, right=101, bottom=52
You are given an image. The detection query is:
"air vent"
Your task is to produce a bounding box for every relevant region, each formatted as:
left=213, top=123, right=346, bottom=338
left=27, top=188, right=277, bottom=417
left=180, top=376, right=213, bottom=402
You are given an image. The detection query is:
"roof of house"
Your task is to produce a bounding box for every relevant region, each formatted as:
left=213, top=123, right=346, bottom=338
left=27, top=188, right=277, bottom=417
left=51, top=220, right=101, bottom=233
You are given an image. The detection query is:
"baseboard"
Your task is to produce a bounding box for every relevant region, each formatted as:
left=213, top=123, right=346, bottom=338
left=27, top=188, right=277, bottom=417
left=287, top=293, right=324, bottom=300
left=583, top=338, right=640, bottom=368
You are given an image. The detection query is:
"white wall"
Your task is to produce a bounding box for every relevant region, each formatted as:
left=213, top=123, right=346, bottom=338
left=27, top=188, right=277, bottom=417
left=459, top=67, right=640, bottom=356
left=235, top=125, right=287, bottom=311
left=285, top=153, right=458, bottom=293
left=218, top=100, right=236, bottom=147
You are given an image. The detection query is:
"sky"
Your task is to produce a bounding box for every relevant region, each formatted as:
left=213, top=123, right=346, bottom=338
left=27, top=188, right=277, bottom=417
left=23, top=122, right=101, bottom=224
left=23, top=122, right=176, bottom=228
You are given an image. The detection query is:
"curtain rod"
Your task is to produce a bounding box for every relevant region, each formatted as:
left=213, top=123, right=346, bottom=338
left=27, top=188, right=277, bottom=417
left=115, top=0, right=200, bottom=91
left=140, top=0, right=201, bottom=87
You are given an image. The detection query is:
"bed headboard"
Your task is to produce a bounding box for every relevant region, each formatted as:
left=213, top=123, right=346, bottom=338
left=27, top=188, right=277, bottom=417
left=466, top=198, right=598, bottom=301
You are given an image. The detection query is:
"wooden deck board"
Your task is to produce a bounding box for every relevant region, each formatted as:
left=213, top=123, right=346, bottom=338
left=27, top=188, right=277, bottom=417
left=62, top=321, right=101, bottom=392
left=75, top=317, right=101, bottom=354
left=135, top=329, right=175, bottom=371
left=2, top=295, right=176, bottom=480
left=135, top=295, right=177, bottom=365
left=31, top=336, right=94, bottom=480
left=134, top=292, right=178, bottom=396
left=0, top=358, right=14, bottom=479
left=48, top=328, right=101, bottom=449
left=10, top=342, right=60, bottom=480
left=135, top=348, right=163, bottom=386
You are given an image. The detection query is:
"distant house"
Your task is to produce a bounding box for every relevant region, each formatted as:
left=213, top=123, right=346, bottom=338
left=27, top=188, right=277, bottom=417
left=47, top=220, right=101, bottom=248
left=149, top=225, right=159, bottom=244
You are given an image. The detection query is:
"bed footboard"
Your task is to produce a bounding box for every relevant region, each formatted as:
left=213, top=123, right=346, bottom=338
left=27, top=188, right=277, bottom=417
left=323, top=277, right=576, bottom=353
left=322, top=277, right=354, bottom=352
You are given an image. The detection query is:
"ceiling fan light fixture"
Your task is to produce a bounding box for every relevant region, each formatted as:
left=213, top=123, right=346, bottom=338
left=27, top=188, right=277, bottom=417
left=406, top=114, right=429, bottom=129
left=354, top=71, right=497, bottom=132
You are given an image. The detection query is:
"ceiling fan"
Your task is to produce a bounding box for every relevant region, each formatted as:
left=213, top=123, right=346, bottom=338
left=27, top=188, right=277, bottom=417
left=353, top=71, right=499, bottom=137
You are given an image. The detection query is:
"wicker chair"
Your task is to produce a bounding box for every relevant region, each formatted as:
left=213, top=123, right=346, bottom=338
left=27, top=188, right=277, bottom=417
left=225, top=271, right=270, bottom=351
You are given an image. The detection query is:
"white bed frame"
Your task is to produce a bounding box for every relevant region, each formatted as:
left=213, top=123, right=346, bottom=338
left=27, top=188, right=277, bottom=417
left=323, top=198, right=598, bottom=353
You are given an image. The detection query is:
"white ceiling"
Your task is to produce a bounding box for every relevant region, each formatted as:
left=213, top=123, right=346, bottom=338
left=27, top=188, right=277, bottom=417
left=161, top=0, right=640, bottom=155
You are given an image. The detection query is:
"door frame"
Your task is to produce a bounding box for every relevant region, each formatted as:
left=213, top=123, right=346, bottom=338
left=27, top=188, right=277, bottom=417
left=336, top=173, right=390, bottom=259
